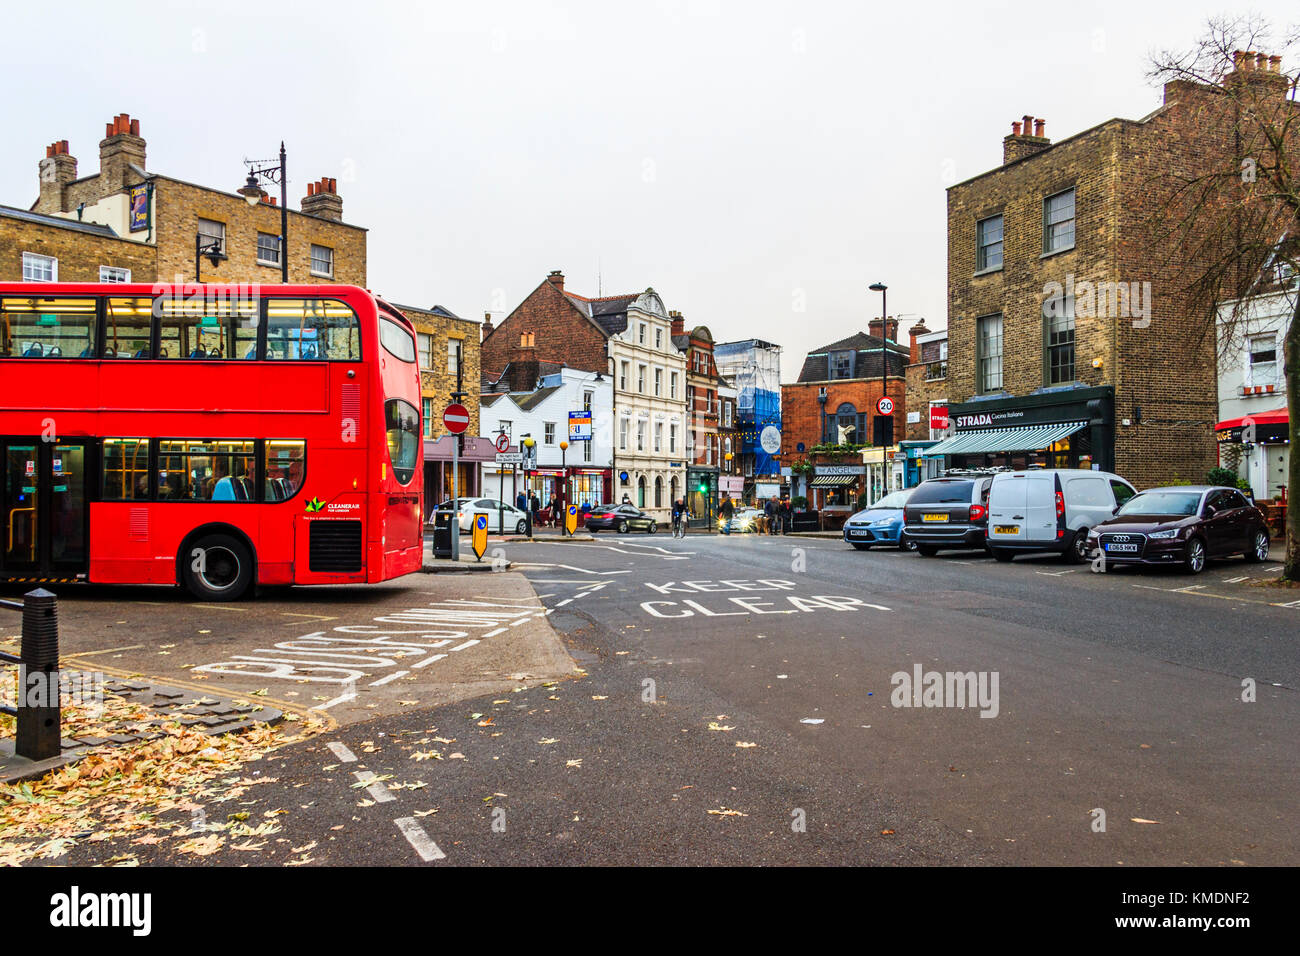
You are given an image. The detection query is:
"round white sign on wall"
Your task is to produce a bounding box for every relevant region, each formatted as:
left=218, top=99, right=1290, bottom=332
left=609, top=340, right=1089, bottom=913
left=759, top=425, right=781, bottom=455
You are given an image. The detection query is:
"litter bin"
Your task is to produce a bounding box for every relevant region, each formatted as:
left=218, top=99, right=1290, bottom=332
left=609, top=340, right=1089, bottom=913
left=431, top=510, right=455, bottom=559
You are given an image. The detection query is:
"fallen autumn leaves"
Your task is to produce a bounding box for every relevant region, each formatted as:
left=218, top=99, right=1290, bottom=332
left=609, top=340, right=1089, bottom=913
left=0, top=670, right=326, bottom=867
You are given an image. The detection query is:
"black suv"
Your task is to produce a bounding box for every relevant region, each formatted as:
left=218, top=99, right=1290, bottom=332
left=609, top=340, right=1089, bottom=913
left=902, top=475, right=994, bottom=556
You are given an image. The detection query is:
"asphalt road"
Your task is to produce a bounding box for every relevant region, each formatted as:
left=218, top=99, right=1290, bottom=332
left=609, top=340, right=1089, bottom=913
left=32, top=529, right=1300, bottom=867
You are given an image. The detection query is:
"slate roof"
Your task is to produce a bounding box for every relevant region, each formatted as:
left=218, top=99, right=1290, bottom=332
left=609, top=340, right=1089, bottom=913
left=0, top=204, right=120, bottom=238
left=796, top=331, right=910, bottom=383
left=565, top=292, right=638, bottom=336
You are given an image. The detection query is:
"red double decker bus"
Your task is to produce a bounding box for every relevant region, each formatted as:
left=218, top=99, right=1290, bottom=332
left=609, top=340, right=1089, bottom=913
left=0, top=282, right=423, bottom=600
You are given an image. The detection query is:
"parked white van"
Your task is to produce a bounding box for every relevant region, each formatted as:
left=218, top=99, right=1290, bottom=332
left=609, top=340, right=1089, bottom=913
left=986, top=469, right=1137, bottom=562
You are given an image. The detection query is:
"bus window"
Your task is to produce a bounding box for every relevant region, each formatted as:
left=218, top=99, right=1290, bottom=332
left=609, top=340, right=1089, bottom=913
left=155, top=440, right=256, bottom=501
left=1, top=297, right=97, bottom=358
left=102, top=438, right=150, bottom=499
left=379, top=317, right=416, bottom=363
left=385, top=399, right=419, bottom=484
left=264, top=440, right=305, bottom=500
left=155, top=294, right=257, bottom=360
left=265, top=298, right=360, bottom=360
left=105, top=298, right=154, bottom=358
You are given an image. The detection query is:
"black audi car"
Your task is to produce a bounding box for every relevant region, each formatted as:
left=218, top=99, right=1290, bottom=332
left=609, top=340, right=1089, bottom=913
left=584, top=503, right=658, bottom=534
left=1086, top=485, right=1269, bottom=574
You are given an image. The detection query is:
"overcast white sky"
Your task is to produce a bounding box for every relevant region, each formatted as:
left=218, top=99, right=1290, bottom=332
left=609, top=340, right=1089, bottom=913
left=1, top=0, right=1278, bottom=380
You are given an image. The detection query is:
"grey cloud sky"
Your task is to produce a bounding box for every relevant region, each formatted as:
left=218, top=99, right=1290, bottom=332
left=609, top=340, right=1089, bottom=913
left=1, top=0, right=1275, bottom=380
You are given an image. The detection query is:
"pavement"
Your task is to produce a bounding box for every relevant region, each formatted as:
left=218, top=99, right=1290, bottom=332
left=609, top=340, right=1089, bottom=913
left=4, top=532, right=1297, bottom=866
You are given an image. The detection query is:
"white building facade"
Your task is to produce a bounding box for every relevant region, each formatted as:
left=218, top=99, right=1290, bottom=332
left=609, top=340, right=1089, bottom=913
left=478, top=368, right=614, bottom=509
left=1215, top=287, right=1293, bottom=500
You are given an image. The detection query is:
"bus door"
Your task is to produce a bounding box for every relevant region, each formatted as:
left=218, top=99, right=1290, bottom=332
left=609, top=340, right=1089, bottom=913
left=1, top=439, right=89, bottom=579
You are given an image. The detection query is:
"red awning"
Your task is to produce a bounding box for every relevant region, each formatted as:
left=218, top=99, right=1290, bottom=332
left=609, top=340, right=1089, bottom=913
left=1214, top=406, right=1288, bottom=431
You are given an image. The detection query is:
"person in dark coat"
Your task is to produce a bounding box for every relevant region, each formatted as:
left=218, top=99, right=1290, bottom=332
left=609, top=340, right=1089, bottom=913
left=779, top=496, right=792, bottom=534
left=529, top=492, right=541, bottom=526
left=516, top=490, right=527, bottom=513
left=764, top=496, right=779, bottom=535
left=718, top=495, right=735, bottom=534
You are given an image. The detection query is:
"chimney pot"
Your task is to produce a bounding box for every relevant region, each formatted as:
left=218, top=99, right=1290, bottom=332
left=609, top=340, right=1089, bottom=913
left=1012, top=121, right=1022, bottom=135
left=1023, top=114, right=1034, bottom=132
left=106, top=121, right=115, bottom=138
left=129, top=118, right=139, bottom=136
left=1269, top=55, right=1282, bottom=72
left=1034, top=118, right=1045, bottom=137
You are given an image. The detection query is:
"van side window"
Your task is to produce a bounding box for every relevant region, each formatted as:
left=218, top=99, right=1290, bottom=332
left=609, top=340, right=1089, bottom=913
left=1109, top=480, right=1135, bottom=507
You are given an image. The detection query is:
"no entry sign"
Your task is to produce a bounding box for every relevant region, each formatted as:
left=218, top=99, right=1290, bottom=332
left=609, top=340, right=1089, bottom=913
left=443, top=403, right=470, bottom=434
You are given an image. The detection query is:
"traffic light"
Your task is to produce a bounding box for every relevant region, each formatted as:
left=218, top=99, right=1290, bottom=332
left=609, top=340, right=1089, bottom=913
left=698, top=481, right=708, bottom=493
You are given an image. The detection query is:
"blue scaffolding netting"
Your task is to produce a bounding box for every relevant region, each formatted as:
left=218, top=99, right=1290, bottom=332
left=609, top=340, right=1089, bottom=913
left=714, top=339, right=783, bottom=477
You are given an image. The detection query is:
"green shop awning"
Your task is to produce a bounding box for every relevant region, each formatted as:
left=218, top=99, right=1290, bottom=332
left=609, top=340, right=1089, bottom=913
left=923, top=421, right=1087, bottom=457
left=810, top=475, right=860, bottom=487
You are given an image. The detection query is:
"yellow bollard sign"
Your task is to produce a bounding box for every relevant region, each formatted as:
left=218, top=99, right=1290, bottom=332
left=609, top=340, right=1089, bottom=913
left=472, top=513, right=489, bottom=561
left=566, top=504, right=578, bottom=535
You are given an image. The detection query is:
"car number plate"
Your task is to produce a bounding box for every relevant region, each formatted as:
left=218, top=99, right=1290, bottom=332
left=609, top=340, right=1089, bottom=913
left=848, top=529, right=868, bottom=536
left=1104, top=543, right=1139, bottom=553
left=922, top=513, right=947, bottom=522
left=993, top=525, right=1019, bottom=534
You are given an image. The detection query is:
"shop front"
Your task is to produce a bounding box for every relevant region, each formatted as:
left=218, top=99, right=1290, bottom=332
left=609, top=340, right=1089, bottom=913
left=807, top=464, right=866, bottom=526
left=424, top=435, right=496, bottom=519
left=479, top=465, right=614, bottom=513
left=862, top=445, right=903, bottom=502
left=1215, top=406, right=1289, bottom=500
left=925, top=386, right=1115, bottom=473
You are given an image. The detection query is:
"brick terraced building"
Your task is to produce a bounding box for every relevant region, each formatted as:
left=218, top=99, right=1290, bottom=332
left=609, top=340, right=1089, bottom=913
left=933, top=54, right=1294, bottom=488
left=8, top=112, right=365, bottom=286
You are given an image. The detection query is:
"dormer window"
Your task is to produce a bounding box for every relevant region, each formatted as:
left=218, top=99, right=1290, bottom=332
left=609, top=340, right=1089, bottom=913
left=830, top=350, right=854, bottom=380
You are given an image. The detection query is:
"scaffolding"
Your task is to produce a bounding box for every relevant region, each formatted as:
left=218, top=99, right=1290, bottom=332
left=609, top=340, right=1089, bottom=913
left=714, top=339, right=782, bottom=476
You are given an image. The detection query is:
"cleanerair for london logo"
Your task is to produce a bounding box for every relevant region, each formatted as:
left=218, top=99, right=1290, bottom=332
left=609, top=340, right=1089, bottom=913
left=49, top=887, right=152, bottom=936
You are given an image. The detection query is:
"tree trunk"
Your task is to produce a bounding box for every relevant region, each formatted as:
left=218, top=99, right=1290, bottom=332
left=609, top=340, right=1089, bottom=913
left=1286, top=293, right=1300, bottom=580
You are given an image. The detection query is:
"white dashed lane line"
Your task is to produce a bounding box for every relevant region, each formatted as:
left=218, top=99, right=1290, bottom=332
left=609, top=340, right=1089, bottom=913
left=368, top=670, right=409, bottom=687
left=327, top=742, right=357, bottom=763
left=353, top=770, right=396, bottom=804
left=394, top=817, right=446, bottom=861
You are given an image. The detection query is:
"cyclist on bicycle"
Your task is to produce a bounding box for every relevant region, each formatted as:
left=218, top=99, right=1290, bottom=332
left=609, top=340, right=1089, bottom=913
left=671, top=497, right=690, bottom=537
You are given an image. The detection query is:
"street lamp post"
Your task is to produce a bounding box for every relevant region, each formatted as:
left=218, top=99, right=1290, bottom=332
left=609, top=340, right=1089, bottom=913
left=559, top=440, right=569, bottom=535
left=195, top=235, right=223, bottom=282
left=522, top=436, right=536, bottom=539
left=242, top=143, right=289, bottom=282
left=869, top=281, right=889, bottom=492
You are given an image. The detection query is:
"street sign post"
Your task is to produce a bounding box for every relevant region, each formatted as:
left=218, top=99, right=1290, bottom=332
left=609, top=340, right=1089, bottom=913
left=566, top=504, right=578, bottom=536
left=443, top=404, right=470, bottom=434
left=494, top=432, right=510, bottom=453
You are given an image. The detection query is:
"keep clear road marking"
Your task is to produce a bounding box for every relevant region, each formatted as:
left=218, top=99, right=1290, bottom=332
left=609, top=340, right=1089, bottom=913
left=353, top=770, right=396, bottom=804
left=556, top=541, right=697, bottom=558
left=327, top=742, right=357, bottom=763
left=394, top=817, right=446, bottom=862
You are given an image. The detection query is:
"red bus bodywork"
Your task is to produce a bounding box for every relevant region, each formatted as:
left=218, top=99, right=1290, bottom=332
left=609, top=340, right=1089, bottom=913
left=0, top=283, right=423, bottom=597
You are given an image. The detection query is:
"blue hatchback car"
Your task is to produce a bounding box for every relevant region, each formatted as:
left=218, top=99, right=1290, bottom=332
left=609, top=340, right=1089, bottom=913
left=843, top=490, right=916, bottom=550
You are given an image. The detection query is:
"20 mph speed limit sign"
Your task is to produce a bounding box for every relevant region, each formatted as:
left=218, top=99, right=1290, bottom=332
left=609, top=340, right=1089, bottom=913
left=876, top=396, right=894, bottom=416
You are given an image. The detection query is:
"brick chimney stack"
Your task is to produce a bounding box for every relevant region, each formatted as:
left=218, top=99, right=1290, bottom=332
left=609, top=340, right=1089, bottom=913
left=1227, top=49, right=1290, bottom=95
left=908, top=319, right=930, bottom=364
left=99, top=113, right=146, bottom=192
left=868, top=315, right=899, bottom=342
left=481, top=312, right=494, bottom=342
left=1003, top=114, right=1051, bottom=164
left=669, top=310, right=685, bottom=336
left=36, top=140, right=78, bottom=213
left=301, top=177, right=343, bottom=221
left=546, top=270, right=565, bottom=293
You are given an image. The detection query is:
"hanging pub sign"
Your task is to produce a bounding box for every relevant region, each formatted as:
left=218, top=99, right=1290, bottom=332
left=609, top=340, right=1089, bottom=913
left=128, top=182, right=150, bottom=233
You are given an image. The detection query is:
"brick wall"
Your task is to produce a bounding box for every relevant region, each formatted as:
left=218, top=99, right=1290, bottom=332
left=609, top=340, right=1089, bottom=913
left=481, top=275, right=609, bottom=377
left=0, top=216, right=157, bottom=282
left=904, top=363, right=949, bottom=441
left=398, top=305, right=483, bottom=440
left=943, top=78, right=1276, bottom=488
left=781, top=378, right=904, bottom=466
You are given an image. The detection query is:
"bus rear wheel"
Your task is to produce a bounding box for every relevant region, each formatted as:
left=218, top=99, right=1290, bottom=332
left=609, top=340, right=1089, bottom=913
left=181, top=533, right=254, bottom=601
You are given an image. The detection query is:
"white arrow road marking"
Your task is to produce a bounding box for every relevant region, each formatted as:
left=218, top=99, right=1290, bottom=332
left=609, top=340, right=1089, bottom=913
left=354, top=770, right=396, bottom=803
left=394, top=817, right=446, bottom=861
left=327, top=742, right=357, bottom=763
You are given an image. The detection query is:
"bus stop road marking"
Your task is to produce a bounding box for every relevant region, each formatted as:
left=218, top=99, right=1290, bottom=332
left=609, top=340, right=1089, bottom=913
left=353, top=770, right=395, bottom=803
left=320, top=689, right=358, bottom=711
left=368, top=670, right=409, bottom=687
left=394, top=817, right=445, bottom=861
left=411, top=654, right=447, bottom=669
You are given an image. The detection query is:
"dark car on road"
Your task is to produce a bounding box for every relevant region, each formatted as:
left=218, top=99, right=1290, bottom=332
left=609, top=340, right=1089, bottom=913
left=584, top=503, right=658, bottom=534
left=1086, top=485, right=1270, bottom=574
left=902, top=474, right=993, bottom=556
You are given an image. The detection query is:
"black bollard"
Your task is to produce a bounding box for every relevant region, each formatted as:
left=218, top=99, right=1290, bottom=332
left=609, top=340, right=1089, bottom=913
left=16, top=588, right=60, bottom=761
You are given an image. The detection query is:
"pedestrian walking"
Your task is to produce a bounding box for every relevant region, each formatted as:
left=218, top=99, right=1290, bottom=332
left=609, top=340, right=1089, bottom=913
left=529, top=491, right=541, bottom=528
left=764, top=496, right=778, bottom=535
left=780, top=496, right=792, bottom=534
left=719, top=494, right=735, bottom=535
left=547, top=492, right=559, bottom=527
left=515, top=490, right=527, bottom=513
